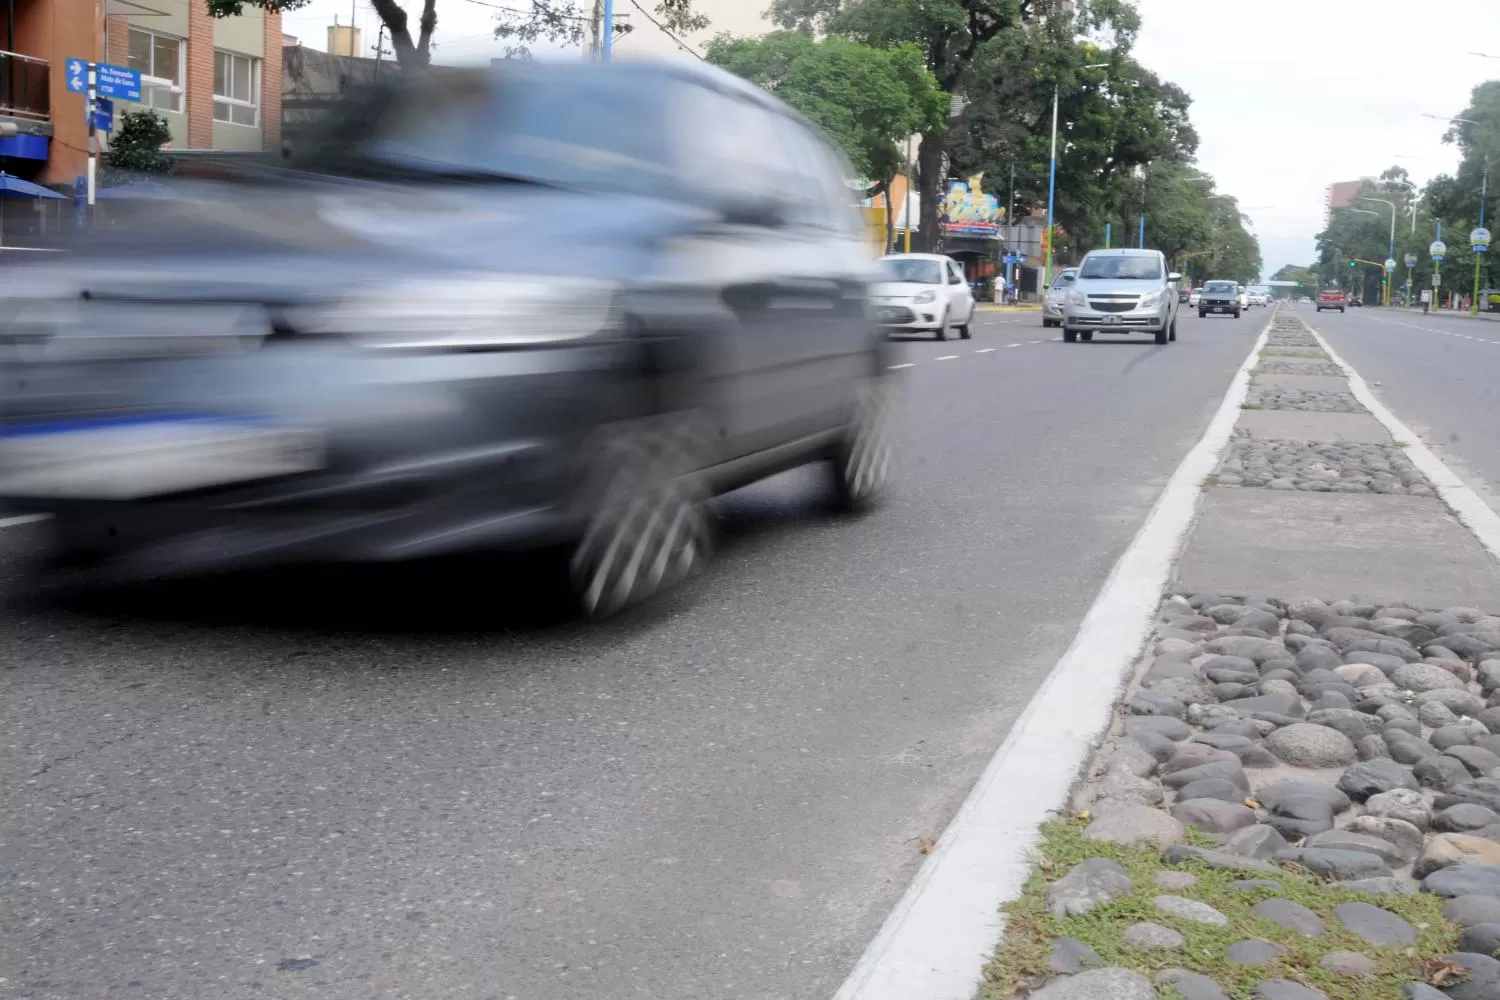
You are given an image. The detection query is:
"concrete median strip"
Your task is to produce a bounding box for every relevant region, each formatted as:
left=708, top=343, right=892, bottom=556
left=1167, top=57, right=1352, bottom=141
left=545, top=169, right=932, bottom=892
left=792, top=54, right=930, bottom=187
left=841, top=305, right=1500, bottom=1000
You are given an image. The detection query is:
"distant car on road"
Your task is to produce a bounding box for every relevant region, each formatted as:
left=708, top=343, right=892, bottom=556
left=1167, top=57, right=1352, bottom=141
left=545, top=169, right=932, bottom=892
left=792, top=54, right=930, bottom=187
left=1188, top=287, right=1202, bottom=307
left=1042, top=267, right=1078, bottom=328
left=1198, top=279, right=1241, bottom=318
left=873, top=253, right=976, bottom=340
left=1177, top=286, right=1190, bottom=304
left=1061, top=248, right=1180, bottom=345
left=1247, top=289, right=1269, bottom=307
left=1236, top=286, right=1250, bottom=310
left=1316, top=288, right=1347, bottom=312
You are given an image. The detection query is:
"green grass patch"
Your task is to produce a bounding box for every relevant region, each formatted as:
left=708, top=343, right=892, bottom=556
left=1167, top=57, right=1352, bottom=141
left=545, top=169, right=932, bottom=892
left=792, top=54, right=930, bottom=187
left=980, top=818, right=1459, bottom=999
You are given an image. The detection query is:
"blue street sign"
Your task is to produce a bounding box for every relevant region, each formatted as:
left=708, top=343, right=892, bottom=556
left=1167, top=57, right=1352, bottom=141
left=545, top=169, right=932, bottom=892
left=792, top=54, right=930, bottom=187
left=1471, top=227, right=1491, bottom=253
left=95, top=63, right=142, bottom=102
left=65, top=58, right=86, bottom=93
left=90, top=97, right=114, bottom=132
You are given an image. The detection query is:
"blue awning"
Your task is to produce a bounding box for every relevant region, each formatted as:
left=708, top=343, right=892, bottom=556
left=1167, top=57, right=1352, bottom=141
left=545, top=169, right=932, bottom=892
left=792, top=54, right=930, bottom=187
left=0, top=134, right=50, bottom=161
left=0, top=171, right=66, bottom=199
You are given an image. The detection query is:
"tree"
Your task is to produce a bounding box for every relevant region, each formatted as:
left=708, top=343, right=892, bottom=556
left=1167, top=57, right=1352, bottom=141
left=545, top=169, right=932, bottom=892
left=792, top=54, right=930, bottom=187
left=208, top=0, right=439, bottom=66
left=104, top=109, right=174, bottom=184
left=492, top=0, right=707, bottom=58
left=705, top=31, right=946, bottom=248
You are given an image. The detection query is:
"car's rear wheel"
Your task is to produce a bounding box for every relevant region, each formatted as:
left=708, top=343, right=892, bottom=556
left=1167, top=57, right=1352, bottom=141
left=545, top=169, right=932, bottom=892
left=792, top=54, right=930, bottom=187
left=569, top=415, right=711, bottom=619
left=1063, top=329, right=1078, bottom=343
left=830, top=377, right=893, bottom=513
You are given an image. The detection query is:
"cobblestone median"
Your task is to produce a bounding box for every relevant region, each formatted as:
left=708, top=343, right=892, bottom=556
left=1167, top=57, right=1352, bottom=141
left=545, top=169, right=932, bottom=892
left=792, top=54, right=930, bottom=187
left=985, top=594, right=1500, bottom=999
left=1256, top=360, right=1347, bottom=377
left=1246, top=389, right=1364, bottom=414
left=1214, top=438, right=1433, bottom=496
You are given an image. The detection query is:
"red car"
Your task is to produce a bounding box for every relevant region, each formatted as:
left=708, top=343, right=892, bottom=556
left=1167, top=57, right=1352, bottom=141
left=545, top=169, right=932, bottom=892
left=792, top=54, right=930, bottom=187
left=1316, top=288, right=1347, bottom=313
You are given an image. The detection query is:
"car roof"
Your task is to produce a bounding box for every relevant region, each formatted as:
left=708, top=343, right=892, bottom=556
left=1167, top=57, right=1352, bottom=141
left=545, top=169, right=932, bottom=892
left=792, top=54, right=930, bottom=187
left=879, top=253, right=953, bottom=262
left=1082, top=248, right=1162, bottom=257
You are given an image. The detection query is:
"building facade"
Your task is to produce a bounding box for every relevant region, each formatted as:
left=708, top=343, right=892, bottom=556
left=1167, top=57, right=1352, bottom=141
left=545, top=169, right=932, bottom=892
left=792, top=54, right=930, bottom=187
left=1, top=0, right=280, bottom=188
left=1323, top=178, right=1372, bottom=229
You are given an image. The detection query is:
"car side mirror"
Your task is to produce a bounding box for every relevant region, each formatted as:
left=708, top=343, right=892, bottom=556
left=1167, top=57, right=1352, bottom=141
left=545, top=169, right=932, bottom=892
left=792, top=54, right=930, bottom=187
left=1168, top=272, right=1182, bottom=283
left=717, top=192, right=787, bottom=228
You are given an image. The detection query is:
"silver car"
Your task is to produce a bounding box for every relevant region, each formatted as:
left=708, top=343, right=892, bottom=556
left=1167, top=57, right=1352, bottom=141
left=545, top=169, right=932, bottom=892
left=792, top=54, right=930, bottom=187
left=1041, top=267, right=1078, bottom=328
left=1062, top=249, right=1181, bottom=345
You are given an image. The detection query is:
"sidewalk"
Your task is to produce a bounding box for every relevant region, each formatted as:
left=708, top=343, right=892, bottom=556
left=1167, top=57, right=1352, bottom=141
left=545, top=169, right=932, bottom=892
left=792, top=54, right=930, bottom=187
left=983, top=309, right=1500, bottom=998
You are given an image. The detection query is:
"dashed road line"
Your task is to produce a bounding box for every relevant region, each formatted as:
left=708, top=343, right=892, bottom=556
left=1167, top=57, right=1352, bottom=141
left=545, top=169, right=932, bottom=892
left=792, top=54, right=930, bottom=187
left=975, top=348, right=996, bottom=354
left=935, top=355, right=959, bottom=361
left=0, top=513, right=49, bottom=529
left=887, top=363, right=916, bottom=370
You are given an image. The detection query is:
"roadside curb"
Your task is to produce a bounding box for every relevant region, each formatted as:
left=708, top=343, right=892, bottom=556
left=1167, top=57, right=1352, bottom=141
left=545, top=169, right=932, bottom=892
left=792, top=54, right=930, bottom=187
left=831, top=317, right=1273, bottom=1000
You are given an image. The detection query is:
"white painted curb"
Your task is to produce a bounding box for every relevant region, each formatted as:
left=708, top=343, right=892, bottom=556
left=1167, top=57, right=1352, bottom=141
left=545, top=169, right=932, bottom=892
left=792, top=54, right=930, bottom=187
left=832, top=318, right=1273, bottom=1000
left=1306, top=325, right=1500, bottom=566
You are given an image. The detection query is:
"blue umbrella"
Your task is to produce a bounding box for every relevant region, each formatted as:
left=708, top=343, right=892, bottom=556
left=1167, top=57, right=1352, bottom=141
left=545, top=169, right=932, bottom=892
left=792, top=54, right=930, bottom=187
left=0, top=172, right=67, bottom=200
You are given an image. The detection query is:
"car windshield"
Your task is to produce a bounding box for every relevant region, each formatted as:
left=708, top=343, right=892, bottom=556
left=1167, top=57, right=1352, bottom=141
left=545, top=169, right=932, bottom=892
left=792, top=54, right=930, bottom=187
left=880, top=258, right=944, bottom=284
left=288, top=64, right=672, bottom=197
left=1050, top=273, right=1076, bottom=289
left=1078, top=255, right=1162, bottom=279
left=1205, top=281, right=1237, bottom=292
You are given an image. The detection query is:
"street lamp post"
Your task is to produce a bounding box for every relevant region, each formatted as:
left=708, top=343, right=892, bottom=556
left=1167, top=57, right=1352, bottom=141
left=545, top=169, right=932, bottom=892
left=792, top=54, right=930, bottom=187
left=1359, top=197, right=1398, bottom=305
left=1043, top=61, right=1110, bottom=292
left=601, top=0, right=614, bottom=60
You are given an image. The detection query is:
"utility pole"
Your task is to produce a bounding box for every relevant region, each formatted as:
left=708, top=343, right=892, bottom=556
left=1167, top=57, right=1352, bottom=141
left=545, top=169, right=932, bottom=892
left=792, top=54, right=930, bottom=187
left=1472, top=153, right=1489, bottom=315
left=601, top=0, right=615, bottom=61
left=588, top=0, right=603, bottom=58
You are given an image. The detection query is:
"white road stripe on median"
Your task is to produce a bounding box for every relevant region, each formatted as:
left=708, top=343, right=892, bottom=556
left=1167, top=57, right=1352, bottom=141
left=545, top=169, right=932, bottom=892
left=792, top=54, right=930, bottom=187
left=0, top=513, right=50, bottom=529
left=1005, top=343, right=1023, bottom=348
left=1308, top=325, right=1500, bottom=562
left=975, top=348, right=996, bottom=354
left=832, top=316, right=1274, bottom=1000
left=935, top=355, right=959, bottom=361
left=888, top=363, right=916, bottom=370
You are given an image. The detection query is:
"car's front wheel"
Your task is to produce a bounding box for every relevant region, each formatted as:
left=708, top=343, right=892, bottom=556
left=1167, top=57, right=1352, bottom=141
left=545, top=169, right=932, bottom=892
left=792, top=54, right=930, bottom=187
left=830, top=377, right=893, bottom=513
left=1169, top=313, right=1178, bottom=342
left=1234, top=308, right=1242, bottom=318
left=1063, top=328, right=1078, bottom=343
left=569, top=415, right=711, bottom=619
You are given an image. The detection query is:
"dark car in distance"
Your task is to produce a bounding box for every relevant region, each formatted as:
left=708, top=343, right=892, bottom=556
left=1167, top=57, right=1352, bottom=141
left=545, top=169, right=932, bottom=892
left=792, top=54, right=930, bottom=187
left=0, top=61, right=892, bottom=617
left=1198, top=279, right=1241, bottom=318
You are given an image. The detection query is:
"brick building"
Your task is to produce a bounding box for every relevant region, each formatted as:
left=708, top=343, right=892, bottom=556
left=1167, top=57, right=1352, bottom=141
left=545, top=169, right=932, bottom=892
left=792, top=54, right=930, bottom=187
left=0, top=0, right=280, bottom=188
left=1323, top=178, right=1373, bottom=230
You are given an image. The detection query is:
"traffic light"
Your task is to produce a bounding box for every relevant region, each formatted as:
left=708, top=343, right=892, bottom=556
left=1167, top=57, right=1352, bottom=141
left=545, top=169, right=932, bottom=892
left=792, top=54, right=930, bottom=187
left=1348, top=261, right=1356, bottom=268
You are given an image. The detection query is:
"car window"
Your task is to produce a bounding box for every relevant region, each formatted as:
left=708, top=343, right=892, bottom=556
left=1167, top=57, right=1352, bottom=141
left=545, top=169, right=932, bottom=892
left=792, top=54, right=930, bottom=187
left=1050, top=272, right=1075, bottom=289
left=1204, top=281, right=1236, bottom=292
left=677, top=86, right=796, bottom=215
left=948, top=263, right=965, bottom=285
left=879, top=258, right=944, bottom=284
left=779, top=120, right=859, bottom=233
left=1078, top=255, right=1162, bottom=279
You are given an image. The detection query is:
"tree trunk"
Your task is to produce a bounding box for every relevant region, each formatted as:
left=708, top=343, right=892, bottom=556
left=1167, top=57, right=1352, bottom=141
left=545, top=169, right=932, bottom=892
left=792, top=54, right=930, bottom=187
left=917, top=128, right=947, bottom=254
left=368, top=0, right=434, bottom=66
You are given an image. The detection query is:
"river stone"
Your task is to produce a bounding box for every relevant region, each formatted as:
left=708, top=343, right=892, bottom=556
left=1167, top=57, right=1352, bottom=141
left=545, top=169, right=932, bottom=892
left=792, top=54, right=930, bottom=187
left=1030, top=967, right=1157, bottom=1000
left=1130, top=690, right=1186, bottom=717
left=1264, top=723, right=1356, bottom=767
left=1445, top=632, right=1500, bottom=659
left=1095, top=768, right=1165, bottom=806
left=1225, top=692, right=1306, bottom=718
left=1154, top=969, right=1230, bottom=1000
left=1434, top=723, right=1488, bottom=751
left=1162, top=760, right=1249, bottom=790
left=1331, top=876, right=1417, bottom=896
left=1307, top=708, right=1383, bottom=741
left=1258, top=780, right=1351, bottom=814
left=1163, top=844, right=1278, bottom=874
left=1304, top=829, right=1408, bottom=866
left=1172, top=799, right=1256, bottom=834
left=1344, top=649, right=1407, bottom=673
left=1394, top=661, right=1469, bottom=692
left=1288, top=599, right=1333, bottom=624
left=1154, top=870, right=1199, bottom=891
left=1457, top=922, right=1500, bottom=956
left=1256, top=980, right=1329, bottom=1000
left=1365, top=788, right=1431, bottom=828
left=1336, top=663, right=1386, bottom=687
left=1451, top=745, right=1500, bottom=776
left=1154, top=895, right=1229, bottom=926
left=1337, top=758, right=1419, bottom=801
left=1387, top=729, right=1441, bottom=764
left=1438, top=778, right=1500, bottom=812
left=1122, top=922, right=1184, bottom=949
left=1447, top=895, right=1500, bottom=926
left=1047, top=936, right=1103, bottom=974
left=1209, top=636, right=1291, bottom=663
left=1318, top=950, right=1377, bottom=976
left=1234, top=879, right=1284, bottom=891
left=1260, top=678, right=1299, bottom=699
left=1423, top=864, right=1500, bottom=898
left=1162, top=742, right=1237, bottom=771
left=1313, top=690, right=1353, bottom=712
left=1253, top=897, right=1324, bottom=937
left=1176, top=777, right=1249, bottom=803
left=1263, top=795, right=1335, bottom=840
left=1046, top=858, right=1133, bottom=916
left=1106, top=741, right=1159, bottom=778
left=1420, top=700, right=1460, bottom=728
left=1354, top=734, right=1390, bottom=761
left=1477, top=706, right=1500, bottom=733
left=1436, top=804, right=1500, bottom=833
left=1435, top=952, right=1500, bottom=1000
left=1227, top=939, right=1285, bottom=964
left=1188, top=703, right=1243, bottom=727
left=1131, top=729, right=1178, bottom=762
left=1333, top=901, right=1417, bottom=945
left=1415, top=833, right=1500, bottom=879
left=1146, top=676, right=1214, bottom=706
left=1296, top=644, right=1343, bottom=671
left=1275, top=848, right=1388, bottom=881
left=1225, top=824, right=1289, bottom=860
left=1206, top=717, right=1265, bottom=739
left=1416, top=755, right=1475, bottom=793
left=1418, top=688, right=1488, bottom=716
left=1085, top=804, right=1184, bottom=847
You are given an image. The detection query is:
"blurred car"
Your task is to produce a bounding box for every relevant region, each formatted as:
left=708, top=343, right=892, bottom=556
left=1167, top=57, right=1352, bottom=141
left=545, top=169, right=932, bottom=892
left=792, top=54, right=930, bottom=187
left=1236, top=286, right=1250, bottom=310
left=1198, top=280, right=1240, bottom=317
left=1316, top=288, right=1347, bottom=312
left=1247, top=290, right=1268, bottom=306
left=1188, top=287, right=1202, bottom=307
left=1042, top=267, right=1078, bottom=327
left=1177, top=286, right=1190, bottom=304
left=0, top=60, right=892, bottom=618
left=1061, top=248, right=1180, bottom=345
left=873, top=253, right=976, bottom=339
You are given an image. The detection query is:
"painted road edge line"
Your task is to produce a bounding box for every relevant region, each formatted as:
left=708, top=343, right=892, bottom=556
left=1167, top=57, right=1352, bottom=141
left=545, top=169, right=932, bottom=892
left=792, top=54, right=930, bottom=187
left=0, top=513, right=50, bottom=529
left=1308, top=326, right=1500, bottom=563
left=831, top=317, right=1274, bottom=1000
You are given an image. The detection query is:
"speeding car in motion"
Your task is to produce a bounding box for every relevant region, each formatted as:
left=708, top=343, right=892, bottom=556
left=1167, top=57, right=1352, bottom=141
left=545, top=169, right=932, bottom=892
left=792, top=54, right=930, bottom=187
left=1042, top=267, right=1078, bottom=328
left=0, top=60, right=892, bottom=617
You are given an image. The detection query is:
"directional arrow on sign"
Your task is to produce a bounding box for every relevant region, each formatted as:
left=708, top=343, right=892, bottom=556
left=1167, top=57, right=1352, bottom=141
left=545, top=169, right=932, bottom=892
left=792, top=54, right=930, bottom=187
left=65, top=58, right=86, bottom=94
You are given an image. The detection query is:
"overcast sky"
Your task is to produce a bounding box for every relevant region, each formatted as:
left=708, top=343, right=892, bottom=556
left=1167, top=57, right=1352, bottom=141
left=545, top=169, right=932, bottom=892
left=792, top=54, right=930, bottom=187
left=283, top=0, right=1500, bottom=279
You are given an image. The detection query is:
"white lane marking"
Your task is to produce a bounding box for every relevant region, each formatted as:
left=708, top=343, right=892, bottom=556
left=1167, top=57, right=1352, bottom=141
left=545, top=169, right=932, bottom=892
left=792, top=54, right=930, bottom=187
left=888, top=363, right=916, bottom=370
left=832, top=319, right=1274, bottom=1000
left=0, top=513, right=50, bottom=529
left=1308, top=325, right=1500, bottom=562
left=1005, top=343, right=1024, bottom=348
left=935, top=355, right=960, bottom=361
left=975, top=348, right=996, bottom=354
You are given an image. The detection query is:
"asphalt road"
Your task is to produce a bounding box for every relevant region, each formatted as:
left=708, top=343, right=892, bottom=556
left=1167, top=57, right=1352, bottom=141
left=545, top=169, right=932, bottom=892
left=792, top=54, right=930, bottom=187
left=1304, top=305, right=1500, bottom=511
left=1, top=306, right=1267, bottom=1000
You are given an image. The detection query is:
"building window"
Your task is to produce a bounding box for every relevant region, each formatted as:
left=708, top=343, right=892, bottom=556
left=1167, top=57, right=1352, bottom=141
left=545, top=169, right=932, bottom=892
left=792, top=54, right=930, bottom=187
left=127, top=28, right=184, bottom=113
left=213, top=51, right=260, bottom=127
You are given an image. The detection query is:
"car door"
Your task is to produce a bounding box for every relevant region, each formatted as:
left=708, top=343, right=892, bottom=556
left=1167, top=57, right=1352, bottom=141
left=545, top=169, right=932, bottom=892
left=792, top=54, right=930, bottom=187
left=945, top=259, right=975, bottom=322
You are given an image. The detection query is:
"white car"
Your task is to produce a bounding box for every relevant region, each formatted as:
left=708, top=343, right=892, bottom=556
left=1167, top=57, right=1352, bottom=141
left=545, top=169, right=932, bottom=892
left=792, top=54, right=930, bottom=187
left=872, top=253, right=976, bottom=340
left=1042, top=267, right=1078, bottom=328
left=1237, top=286, right=1250, bottom=310
left=1188, top=287, right=1202, bottom=308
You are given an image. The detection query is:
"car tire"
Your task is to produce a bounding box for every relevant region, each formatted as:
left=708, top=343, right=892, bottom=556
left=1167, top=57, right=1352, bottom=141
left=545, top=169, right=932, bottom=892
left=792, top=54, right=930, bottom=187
left=1154, top=323, right=1169, bottom=345
left=1079, top=332, right=1093, bottom=342
left=569, top=414, right=711, bottom=619
left=935, top=310, right=949, bottom=340
left=830, top=377, right=893, bottom=514
left=1198, top=309, right=1207, bottom=318
left=1234, top=309, right=1242, bottom=318
left=1063, top=329, right=1078, bottom=343
left=958, top=318, right=972, bottom=339
left=1169, top=314, right=1178, bottom=342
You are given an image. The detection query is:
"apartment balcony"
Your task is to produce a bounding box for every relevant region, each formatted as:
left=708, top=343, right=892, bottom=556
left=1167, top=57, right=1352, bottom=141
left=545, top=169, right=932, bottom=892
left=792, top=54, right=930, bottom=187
left=0, top=50, right=49, bottom=122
